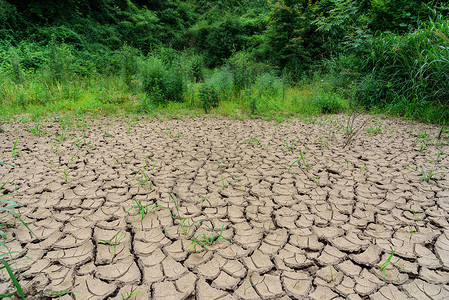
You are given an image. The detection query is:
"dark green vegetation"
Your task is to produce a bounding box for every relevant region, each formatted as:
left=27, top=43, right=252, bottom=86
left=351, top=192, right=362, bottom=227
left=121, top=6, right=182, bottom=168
left=0, top=0, right=448, bottom=123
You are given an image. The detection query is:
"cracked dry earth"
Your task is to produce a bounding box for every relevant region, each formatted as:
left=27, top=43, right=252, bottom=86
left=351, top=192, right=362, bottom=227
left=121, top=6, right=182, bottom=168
left=1, top=114, right=449, bottom=300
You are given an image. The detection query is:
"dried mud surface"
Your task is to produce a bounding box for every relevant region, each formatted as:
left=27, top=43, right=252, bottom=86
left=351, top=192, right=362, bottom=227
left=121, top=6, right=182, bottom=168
left=1, top=115, right=449, bottom=299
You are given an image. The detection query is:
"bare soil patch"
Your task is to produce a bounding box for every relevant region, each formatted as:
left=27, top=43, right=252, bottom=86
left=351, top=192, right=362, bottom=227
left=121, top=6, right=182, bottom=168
left=1, top=114, right=448, bottom=299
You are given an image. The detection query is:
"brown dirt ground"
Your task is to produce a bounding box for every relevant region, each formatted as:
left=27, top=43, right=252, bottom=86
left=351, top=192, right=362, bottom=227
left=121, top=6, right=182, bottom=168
left=0, top=114, right=448, bottom=300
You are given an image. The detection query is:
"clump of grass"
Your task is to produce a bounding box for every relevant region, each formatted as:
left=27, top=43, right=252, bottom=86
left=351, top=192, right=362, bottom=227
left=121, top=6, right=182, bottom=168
left=420, top=151, right=447, bottom=182
left=56, top=127, right=69, bottom=143
left=58, top=168, right=70, bottom=183
left=1, top=162, right=38, bottom=299
left=289, top=149, right=312, bottom=171
left=284, top=139, right=296, bottom=151
left=170, top=193, right=205, bottom=237
left=127, top=198, right=168, bottom=221
left=185, top=224, right=230, bottom=252
left=200, top=224, right=230, bottom=246
left=133, top=168, right=153, bottom=189
left=29, top=123, right=47, bottom=137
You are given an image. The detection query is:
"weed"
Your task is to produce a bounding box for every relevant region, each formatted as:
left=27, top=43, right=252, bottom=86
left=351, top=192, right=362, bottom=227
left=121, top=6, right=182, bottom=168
left=0, top=255, right=25, bottom=299
left=58, top=168, right=70, bottom=183
left=420, top=151, right=448, bottom=182
left=170, top=193, right=205, bottom=237
left=133, top=169, right=153, bottom=189
left=319, top=139, right=329, bottom=149
left=310, top=176, right=321, bottom=185
left=217, top=160, right=229, bottom=189
left=127, top=198, right=168, bottom=221
left=45, top=288, right=80, bottom=299
left=245, top=137, right=259, bottom=145
left=1, top=162, right=38, bottom=299
left=289, top=149, right=312, bottom=171
left=343, top=109, right=370, bottom=148
left=379, top=250, right=407, bottom=277
left=411, top=210, right=421, bottom=222
left=185, top=234, right=203, bottom=253
left=360, top=165, right=366, bottom=173
left=121, top=287, right=139, bottom=300
left=103, top=131, right=114, bottom=137
left=50, top=142, right=63, bottom=154
left=29, top=123, right=46, bottom=136
left=284, top=139, right=296, bottom=151
left=244, top=281, right=261, bottom=293
left=200, top=224, right=230, bottom=246
left=326, top=265, right=343, bottom=282
left=11, top=139, right=22, bottom=158
left=408, top=223, right=416, bottom=240
left=57, top=127, right=69, bottom=143
left=69, top=155, right=78, bottom=166
left=99, top=233, right=125, bottom=256
left=419, top=142, right=426, bottom=153
left=366, top=122, right=383, bottom=135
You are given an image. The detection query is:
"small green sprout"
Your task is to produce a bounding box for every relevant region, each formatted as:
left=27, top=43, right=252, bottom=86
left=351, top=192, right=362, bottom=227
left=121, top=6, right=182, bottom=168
left=127, top=198, right=168, bottom=221
left=201, top=224, right=230, bottom=246
left=121, top=287, right=139, bottom=300
left=408, top=223, right=416, bottom=239
left=58, top=168, right=70, bottom=183
left=326, top=265, right=343, bottom=282
left=379, top=250, right=407, bottom=277
left=217, top=160, right=229, bottom=189
left=284, top=139, right=295, bottom=151
left=45, top=288, right=80, bottom=299
left=99, top=233, right=125, bottom=256
left=11, top=139, right=22, bottom=158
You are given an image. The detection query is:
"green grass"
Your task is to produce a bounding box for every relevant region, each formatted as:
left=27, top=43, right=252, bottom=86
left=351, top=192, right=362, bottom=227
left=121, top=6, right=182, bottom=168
left=379, top=250, right=407, bottom=277
left=127, top=198, right=168, bottom=221
left=44, top=288, right=80, bottom=299
left=99, top=233, right=125, bottom=256
left=1, top=162, right=38, bottom=299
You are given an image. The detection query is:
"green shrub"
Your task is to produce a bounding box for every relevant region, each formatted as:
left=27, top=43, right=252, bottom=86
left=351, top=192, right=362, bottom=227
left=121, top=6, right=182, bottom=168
left=255, top=72, right=283, bottom=97
left=205, top=66, right=234, bottom=101
left=189, top=54, right=204, bottom=82
left=199, top=83, right=219, bottom=113
left=309, top=90, right=345, bottom=114
left=139, top=56, right=185, bottom=105
left=7, top=48, right=24, bottom=84
left=43, top=40, right=74, bottom=83
left=120, top=44, right=139, bottom=87
left=247, top=94, right=258, bottom=116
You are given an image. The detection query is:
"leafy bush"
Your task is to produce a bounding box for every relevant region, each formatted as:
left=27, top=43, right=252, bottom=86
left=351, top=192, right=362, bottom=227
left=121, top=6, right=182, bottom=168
left=120, top=44, right=139, bottom=87
left=354, top=16, right=449, bottom=117
left=139, top=56, right=185, bottom=105
left=309, top=90, right=345, bottom=114
left=247, top=94, right=258, bottom=116
left=199, top=83, right=219, bottom=113
left=255, top=72, right=283, bottom=97
left=43, top=40, right=74, bottom=83
left=204, top=66, right=234, bottom=102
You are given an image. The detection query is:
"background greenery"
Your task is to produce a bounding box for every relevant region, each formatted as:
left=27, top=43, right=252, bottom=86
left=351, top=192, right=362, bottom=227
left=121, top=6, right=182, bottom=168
left=0, top=0, right=448, bottom=123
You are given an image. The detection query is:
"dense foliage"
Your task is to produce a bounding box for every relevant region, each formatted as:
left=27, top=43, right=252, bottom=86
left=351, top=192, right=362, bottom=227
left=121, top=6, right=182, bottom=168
left=0, top=0, right=448, bottom=123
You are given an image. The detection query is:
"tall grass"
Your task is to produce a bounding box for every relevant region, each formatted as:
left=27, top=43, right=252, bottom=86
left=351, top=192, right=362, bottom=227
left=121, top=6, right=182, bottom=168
left=353, top=15, right=449, bottom=123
